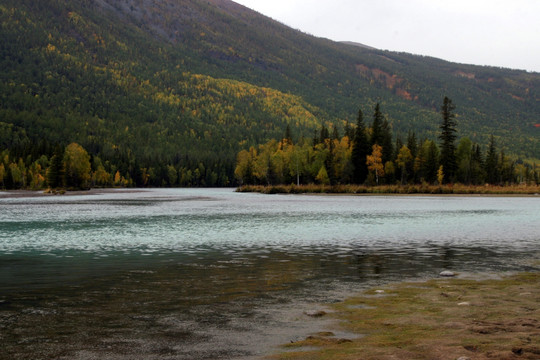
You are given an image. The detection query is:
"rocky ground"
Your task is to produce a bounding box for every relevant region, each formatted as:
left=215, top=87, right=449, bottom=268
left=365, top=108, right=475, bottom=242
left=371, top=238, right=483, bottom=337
left=273, top=272, right=540, bottom=360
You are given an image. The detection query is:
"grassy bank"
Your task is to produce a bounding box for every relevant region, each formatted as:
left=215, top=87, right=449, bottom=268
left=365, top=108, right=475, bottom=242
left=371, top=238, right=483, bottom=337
left=271, top=272, right=540, bottom=360
left=238, top=184, right=540, bottom=195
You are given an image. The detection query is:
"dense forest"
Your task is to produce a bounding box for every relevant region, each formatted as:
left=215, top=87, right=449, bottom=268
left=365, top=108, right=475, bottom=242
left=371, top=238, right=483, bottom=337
left=1, top=0, right=539, bottom=189
left=235, top=100, right=539, bottom=187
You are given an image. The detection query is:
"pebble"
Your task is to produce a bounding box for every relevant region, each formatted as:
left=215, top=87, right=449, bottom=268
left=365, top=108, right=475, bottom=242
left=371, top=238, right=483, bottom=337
left=458, top=302, right=470, bottom=306
left=304, top=310, right=327, bottom=317
left=375, top=290, right=385, bottom=294
left=439, top=270, right=456, bottom=277
left=457, top=357, right=471, bottom=360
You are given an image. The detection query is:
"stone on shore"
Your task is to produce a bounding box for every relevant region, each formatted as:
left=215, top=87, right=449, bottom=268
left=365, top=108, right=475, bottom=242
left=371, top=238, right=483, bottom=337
left=439, top=270, right=456, bottom=277
left=304, top=310, right=327, bottom=317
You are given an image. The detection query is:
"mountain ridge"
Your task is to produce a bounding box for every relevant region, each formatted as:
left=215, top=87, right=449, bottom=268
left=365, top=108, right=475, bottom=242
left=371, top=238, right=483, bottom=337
left=0, top=0, right=539, bottom=187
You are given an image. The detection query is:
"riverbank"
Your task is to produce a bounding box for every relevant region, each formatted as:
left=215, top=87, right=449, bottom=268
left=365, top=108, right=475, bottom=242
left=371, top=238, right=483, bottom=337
left=272, top=272, right=540, bottom=360
left=237, top=184, right=540, bottom=195
left=0, top=188, right=148, bottom=199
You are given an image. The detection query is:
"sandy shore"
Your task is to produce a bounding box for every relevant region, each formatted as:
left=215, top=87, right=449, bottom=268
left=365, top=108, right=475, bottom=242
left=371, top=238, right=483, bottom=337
left=0, top=188, right=149, bottom=199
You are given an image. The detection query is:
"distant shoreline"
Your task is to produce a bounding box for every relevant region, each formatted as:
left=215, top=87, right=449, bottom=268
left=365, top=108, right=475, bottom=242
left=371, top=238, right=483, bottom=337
left=2, top=185, right=539, bottom=200
left=0, top=188, right=149, bottom=199
left=237, top=184, right=540, bottom=196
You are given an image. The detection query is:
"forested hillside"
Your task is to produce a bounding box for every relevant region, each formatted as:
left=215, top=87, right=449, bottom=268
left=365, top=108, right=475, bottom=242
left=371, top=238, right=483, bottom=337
left=0, top=0, right=539, bottom=188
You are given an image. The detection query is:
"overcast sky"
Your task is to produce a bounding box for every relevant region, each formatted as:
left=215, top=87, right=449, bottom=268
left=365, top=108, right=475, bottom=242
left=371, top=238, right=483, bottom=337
left=234, top=0, right=540, bottom=73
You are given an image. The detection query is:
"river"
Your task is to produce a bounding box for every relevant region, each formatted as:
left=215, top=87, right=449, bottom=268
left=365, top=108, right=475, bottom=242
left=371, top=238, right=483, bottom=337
left=1, top=188, right=539, bottom=359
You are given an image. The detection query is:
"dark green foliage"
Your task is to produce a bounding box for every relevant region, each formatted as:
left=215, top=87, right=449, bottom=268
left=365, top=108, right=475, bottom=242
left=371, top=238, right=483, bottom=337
left=46, top=147, right=64, bottom=188
left=485, top=135, right=499, bottom=184
left=470, top=144, right=485, bottom=184
left=320, top=126, right=330, bottom=143
left=343, top=122, right=354, bottom=140
left=284, top=124, right=293, bottom=143
left=371, top=104, right=384, bottom=147
left=424, top=141, right=440, bottom=184
left=331, top=126, right=340, bottom=141
left=351, top=109, right=370, bottom=184
left=407, top=132, right=418, bottom=159
left=380, top=119, right=394, bottom=164
left=438, top=97, right=458, bottom=182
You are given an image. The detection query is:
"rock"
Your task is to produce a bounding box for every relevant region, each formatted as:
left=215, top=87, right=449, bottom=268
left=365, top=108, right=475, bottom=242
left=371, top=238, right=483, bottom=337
left=458, top=302, right=470, bottom=306
left=375, top=290, right=385, bottom=294
left=439, top=270, right=456, bottom=277
left=511, top=347, right=523, bottom=355
left=304, top=310, right=327, bottom=317
left=457, top=357, right=471, bottom=360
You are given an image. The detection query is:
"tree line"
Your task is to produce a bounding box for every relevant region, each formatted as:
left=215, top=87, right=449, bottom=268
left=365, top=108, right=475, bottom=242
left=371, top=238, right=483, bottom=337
left=1, top=97, right=537, bottom=191
left=235, top=97, right=539, bottom=187
left=0, top=141, right=233, bottom=190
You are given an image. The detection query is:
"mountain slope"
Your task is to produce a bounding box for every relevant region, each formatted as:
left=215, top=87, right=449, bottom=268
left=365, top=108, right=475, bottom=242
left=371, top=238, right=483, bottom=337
left=1, top=0, right=539, bottom=183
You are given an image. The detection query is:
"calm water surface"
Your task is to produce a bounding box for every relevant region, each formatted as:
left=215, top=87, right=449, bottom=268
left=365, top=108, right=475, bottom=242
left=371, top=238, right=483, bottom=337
left=1, top=188, right=539, bottom=359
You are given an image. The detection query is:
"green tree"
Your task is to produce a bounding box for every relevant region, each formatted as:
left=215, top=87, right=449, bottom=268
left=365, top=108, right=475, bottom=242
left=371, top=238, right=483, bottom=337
left=485, top=135, right=499, bottom=184
left=371, top=103, right=384, bottom=147
left=470, top=144, right=485, bottom=184
left=351, top=109, right=370, bottom=184
left=380, top=118, right=394, bottom=165
left=284, top=124, right=293, bottom=144
left=396, top=146, right=413, bottom=185
left=438, top=97, right=458, bottom=183
left=63, top=143, right=91, bottom=189
left=407, top=131, right=418, bottom=182
left=167, top=165, right=178, bottom=186
left=46, top=147, right=65, bottom=189
left=419, top=140, right=439, bottom=184
left=456, top=137, right=473, bottom=184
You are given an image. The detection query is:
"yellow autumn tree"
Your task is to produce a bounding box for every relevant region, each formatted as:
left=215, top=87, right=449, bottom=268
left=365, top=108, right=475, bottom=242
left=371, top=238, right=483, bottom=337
left=366, top=144, right=384, bottom=185
left=315, top=165, right=330, bottom=185
left=234, top=147, right=257, bottom=184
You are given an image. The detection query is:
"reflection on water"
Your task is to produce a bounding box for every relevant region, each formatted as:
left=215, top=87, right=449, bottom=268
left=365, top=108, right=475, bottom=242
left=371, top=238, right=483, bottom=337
left=1, top=189, right=539, bottom=359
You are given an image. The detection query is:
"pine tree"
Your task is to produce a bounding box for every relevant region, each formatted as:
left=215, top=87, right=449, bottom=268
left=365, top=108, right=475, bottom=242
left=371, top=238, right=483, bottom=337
left=46, top=146, right=64, bottom=188
left=407, top=131, right=418, bottom=159
left=351, top=109, right=370, bottom=184
left=319, top=125, right=330, bottom=144
left=371, top=103, right=384, bottom=147
left=471, top=144, right=485, bottom=184
left=407, top=131, right=418, bottom=182
left=331, top=125, right=339, bottom=140
left=381, top=118, right=393, bottom=165
left=284, top=124, right=293, bottom=144
left=438, top=97, right=458, bottom=183
left=343, top=121, right=355, bottom=140
left=424, top=140, right=439, bottom=184
left=485, top=135, right=498, bottom=184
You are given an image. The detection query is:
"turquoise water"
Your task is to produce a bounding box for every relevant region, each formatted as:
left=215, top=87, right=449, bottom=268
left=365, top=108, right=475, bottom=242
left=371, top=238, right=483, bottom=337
left=1, top=189, right=539, bottom=359
left=2, top=188, right=539, bottom=253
